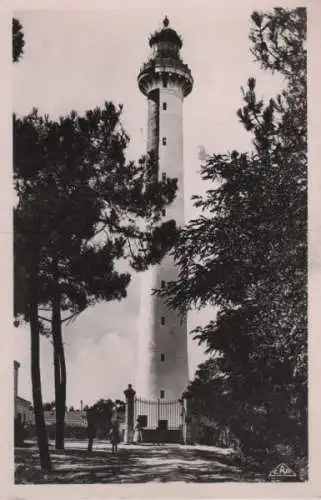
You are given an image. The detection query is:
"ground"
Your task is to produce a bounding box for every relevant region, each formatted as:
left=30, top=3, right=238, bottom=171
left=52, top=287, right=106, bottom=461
left=15, top=439, right=266, bottom=484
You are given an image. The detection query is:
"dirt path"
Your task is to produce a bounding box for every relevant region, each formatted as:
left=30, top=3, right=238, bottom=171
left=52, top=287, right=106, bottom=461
left=15, top=440, right=250, bottom=484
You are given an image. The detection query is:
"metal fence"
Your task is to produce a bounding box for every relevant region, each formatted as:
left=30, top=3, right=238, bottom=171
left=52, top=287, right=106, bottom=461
left=134, top=397, right=183, bottom=430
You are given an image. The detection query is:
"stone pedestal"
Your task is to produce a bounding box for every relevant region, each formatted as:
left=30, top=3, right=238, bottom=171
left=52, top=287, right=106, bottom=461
left=124, top=384, right=136, bottom=444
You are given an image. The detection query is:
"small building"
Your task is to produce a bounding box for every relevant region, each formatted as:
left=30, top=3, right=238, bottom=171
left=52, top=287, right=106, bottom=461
left=14, top=360, right=34, bottom=424
left=16, top=395, right=34, bottom=425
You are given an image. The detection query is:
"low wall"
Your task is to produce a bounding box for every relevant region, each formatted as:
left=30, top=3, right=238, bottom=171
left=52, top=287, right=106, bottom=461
left=142, top=428, right=183, bottom=444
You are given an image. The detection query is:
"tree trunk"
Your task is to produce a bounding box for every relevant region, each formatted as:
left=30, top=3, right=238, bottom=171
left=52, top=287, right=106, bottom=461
left=54, top=336, right=66, bottom=450
left=30, top=271, right=52, bottom=472
left=52, top=268, right=66, bottom=450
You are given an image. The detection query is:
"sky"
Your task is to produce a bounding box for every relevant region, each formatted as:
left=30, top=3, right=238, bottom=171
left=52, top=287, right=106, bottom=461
left=13, top=4, right=285, bottom=408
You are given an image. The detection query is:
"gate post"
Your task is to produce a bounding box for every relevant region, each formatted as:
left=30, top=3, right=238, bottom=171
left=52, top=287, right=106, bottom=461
left=182, top=392, right=194, bottom=445
left=124, top=384, right=136, bottom=444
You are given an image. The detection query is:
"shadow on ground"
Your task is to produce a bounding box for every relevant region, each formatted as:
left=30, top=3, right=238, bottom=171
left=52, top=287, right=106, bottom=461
left=15, top=442, right=253, bottom=484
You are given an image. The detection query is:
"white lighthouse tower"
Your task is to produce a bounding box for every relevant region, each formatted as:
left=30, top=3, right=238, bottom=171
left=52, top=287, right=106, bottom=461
left=136, top=17, right=193, bottom=402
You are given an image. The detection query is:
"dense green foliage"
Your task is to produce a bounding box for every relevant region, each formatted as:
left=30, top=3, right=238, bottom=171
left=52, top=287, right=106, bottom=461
left=160, top=7, right=307, bottom=462
left=14, top=103, right=177, bottom=314
left=14, top=102, right=178, bottom=333
left=87, top=398, right=125, bottom=436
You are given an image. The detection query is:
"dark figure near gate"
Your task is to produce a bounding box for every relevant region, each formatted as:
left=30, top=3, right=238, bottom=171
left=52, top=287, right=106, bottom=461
left=155, top=425, right=162, bottom=445
left=86, top=408, right=97, bottom=452
left=109, top=418, right=120, bottom=454
left=134, top=418, right=143, bottom=444
left=156, top=419, right=167, bottom=445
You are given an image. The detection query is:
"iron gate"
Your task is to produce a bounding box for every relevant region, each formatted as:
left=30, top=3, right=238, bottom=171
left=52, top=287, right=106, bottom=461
left=134, top=396, right=184, bottom=443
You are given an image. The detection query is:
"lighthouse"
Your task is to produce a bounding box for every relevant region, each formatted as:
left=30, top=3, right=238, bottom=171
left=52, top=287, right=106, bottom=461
left=136, top=17, right=193, bottom=401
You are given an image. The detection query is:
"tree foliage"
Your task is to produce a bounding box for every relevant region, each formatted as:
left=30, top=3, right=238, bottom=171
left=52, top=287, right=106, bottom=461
left=14, top=101, right=178, bottom=330
left=13, top=18, right=25, bottom=63
left=160, top=7, right=307, bottom=459
left=86, top=398, right=125, bottom=438
left=43, top=401, right=56, bottom=411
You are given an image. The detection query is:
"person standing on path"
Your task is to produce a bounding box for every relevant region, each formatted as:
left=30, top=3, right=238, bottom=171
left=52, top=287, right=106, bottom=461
left=133, top=418, right=143, bottom=444
left=109, top=417, right=120, bottom=455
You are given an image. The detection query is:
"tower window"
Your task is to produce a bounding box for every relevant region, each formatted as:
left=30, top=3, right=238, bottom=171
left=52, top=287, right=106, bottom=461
left=161, top=353, right=165, bottom=362
left=162, top=137, right=167, bottom=146
left=162, top=102, right=167, bottom=110
left=161, top=172, right=166, bottom=181
left=161, top=316, right=165, bottom=325
left=160, top=390, right=165, bottom=399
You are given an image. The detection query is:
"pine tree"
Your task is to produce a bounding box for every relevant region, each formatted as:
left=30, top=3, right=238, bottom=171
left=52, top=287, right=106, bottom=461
left=14, top=103, right=178, bottom=459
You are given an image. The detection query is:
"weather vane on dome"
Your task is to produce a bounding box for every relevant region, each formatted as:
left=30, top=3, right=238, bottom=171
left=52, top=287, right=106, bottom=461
left=163, top=16, right=169, bottom=28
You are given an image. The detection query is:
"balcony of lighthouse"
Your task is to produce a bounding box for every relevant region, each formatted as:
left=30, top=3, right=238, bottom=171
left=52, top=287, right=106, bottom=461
left=137, top=58, right=193, bottom=97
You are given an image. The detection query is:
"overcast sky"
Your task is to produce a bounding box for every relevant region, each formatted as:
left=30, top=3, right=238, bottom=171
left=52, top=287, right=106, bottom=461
left=13, top=5, right=285, bottom=407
